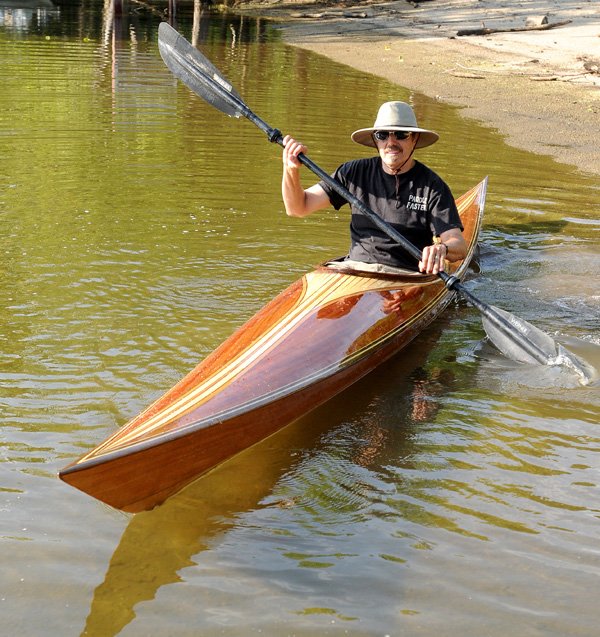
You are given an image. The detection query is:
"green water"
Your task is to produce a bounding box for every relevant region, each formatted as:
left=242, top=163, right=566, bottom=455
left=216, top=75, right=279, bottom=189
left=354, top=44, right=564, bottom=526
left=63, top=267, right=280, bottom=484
left=1, top=2, right=599, bottom=636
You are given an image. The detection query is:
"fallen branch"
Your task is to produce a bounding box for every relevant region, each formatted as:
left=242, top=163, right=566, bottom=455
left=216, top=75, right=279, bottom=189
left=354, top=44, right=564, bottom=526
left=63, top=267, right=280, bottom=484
left=451, top=62, right=590, bottom=82
left=447, top=71, right=485, bottom=79
left=457, top=19, right=572, bottom=37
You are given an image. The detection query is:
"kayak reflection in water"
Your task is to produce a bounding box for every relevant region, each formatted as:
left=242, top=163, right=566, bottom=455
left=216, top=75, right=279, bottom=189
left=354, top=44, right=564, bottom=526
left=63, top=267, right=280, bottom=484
left=282, top=101, right=467, bottom=275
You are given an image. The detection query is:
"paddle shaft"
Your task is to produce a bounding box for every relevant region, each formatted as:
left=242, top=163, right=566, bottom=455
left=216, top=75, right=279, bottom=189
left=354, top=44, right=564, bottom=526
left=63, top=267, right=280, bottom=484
left=157, top=23, right=552, bottom=366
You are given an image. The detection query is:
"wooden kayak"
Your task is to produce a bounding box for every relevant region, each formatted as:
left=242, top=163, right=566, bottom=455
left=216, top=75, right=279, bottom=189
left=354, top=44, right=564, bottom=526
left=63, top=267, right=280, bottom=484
left=59, top=178, right=487, bottom=512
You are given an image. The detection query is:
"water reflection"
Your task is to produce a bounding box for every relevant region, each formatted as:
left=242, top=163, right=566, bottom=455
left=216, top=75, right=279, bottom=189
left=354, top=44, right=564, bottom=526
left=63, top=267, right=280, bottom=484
left=81, top=327, right=446, bottom=636
left=0, top=0, right=58, bottom=30
left=1, top=2, right=599, bottom=636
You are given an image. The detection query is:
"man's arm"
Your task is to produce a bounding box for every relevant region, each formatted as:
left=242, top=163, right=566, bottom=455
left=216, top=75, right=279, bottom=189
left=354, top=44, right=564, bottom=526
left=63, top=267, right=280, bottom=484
left=282, top=135, right=330, bottom=218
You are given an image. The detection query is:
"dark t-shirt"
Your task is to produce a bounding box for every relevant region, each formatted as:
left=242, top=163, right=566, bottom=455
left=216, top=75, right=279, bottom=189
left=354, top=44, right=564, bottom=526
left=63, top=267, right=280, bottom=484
left=319, top=158, right=462, bottom=270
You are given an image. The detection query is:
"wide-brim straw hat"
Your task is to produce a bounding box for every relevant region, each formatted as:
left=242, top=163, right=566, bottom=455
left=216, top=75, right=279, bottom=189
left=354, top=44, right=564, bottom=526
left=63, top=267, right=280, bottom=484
left=351, top=101, right=439, bottom=149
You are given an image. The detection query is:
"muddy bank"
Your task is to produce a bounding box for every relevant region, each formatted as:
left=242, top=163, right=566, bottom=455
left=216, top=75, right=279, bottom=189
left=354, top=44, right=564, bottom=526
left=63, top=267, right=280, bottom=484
left=238, top=0, right=600, bottom=176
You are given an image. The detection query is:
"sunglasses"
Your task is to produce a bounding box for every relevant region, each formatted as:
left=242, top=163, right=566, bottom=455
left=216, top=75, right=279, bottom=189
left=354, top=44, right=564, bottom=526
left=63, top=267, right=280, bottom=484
left=373, top=130, right=411, bottom=142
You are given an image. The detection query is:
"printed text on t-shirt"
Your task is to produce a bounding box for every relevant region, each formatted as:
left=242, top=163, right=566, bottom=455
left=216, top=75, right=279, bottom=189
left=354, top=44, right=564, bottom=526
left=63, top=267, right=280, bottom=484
left=407, top=193, right=428, bottom=211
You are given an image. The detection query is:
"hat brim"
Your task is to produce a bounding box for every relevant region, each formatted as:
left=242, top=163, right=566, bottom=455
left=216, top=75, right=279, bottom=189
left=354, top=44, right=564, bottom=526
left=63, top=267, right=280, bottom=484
left=351, top=126, right=439, bottom=149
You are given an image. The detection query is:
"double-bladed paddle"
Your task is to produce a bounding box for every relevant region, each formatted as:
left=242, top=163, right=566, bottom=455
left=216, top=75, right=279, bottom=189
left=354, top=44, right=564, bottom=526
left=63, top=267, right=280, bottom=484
left=157, top=22, right=592, bottom=384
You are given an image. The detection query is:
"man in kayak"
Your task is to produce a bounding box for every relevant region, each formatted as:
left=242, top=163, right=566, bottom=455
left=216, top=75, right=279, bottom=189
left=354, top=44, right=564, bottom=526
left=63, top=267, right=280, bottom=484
left=282, top=101, right=467, bottom=276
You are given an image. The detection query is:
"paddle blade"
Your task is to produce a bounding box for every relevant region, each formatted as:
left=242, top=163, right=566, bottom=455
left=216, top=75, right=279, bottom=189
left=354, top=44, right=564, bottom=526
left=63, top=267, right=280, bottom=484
left=482, top=305, right=557, bottom=365
left=482, top=305, right=593, bottom=384
left=555, top=343, right=596, bottom=385
left=158, top=22, right=245, bottom=119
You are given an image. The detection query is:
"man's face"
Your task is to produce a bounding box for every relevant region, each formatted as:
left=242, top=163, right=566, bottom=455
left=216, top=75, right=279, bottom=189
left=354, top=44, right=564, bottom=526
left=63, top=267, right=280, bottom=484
left=373, top=130, right=416, bottom=174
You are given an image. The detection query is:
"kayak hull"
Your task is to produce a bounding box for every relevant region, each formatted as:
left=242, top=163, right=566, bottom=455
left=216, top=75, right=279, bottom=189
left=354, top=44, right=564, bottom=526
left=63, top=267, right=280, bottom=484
left=60, top=179, right=487, bottom=512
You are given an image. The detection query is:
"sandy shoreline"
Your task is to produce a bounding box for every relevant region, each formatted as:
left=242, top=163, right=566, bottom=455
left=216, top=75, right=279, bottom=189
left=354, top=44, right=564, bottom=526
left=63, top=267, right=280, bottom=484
left=244, top=0, right=600, bottom=176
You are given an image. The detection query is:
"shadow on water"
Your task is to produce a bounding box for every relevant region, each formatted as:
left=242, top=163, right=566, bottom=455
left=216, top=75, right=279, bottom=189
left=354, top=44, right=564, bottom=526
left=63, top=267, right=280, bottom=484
left=80, top=318, right=457, bottom=636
